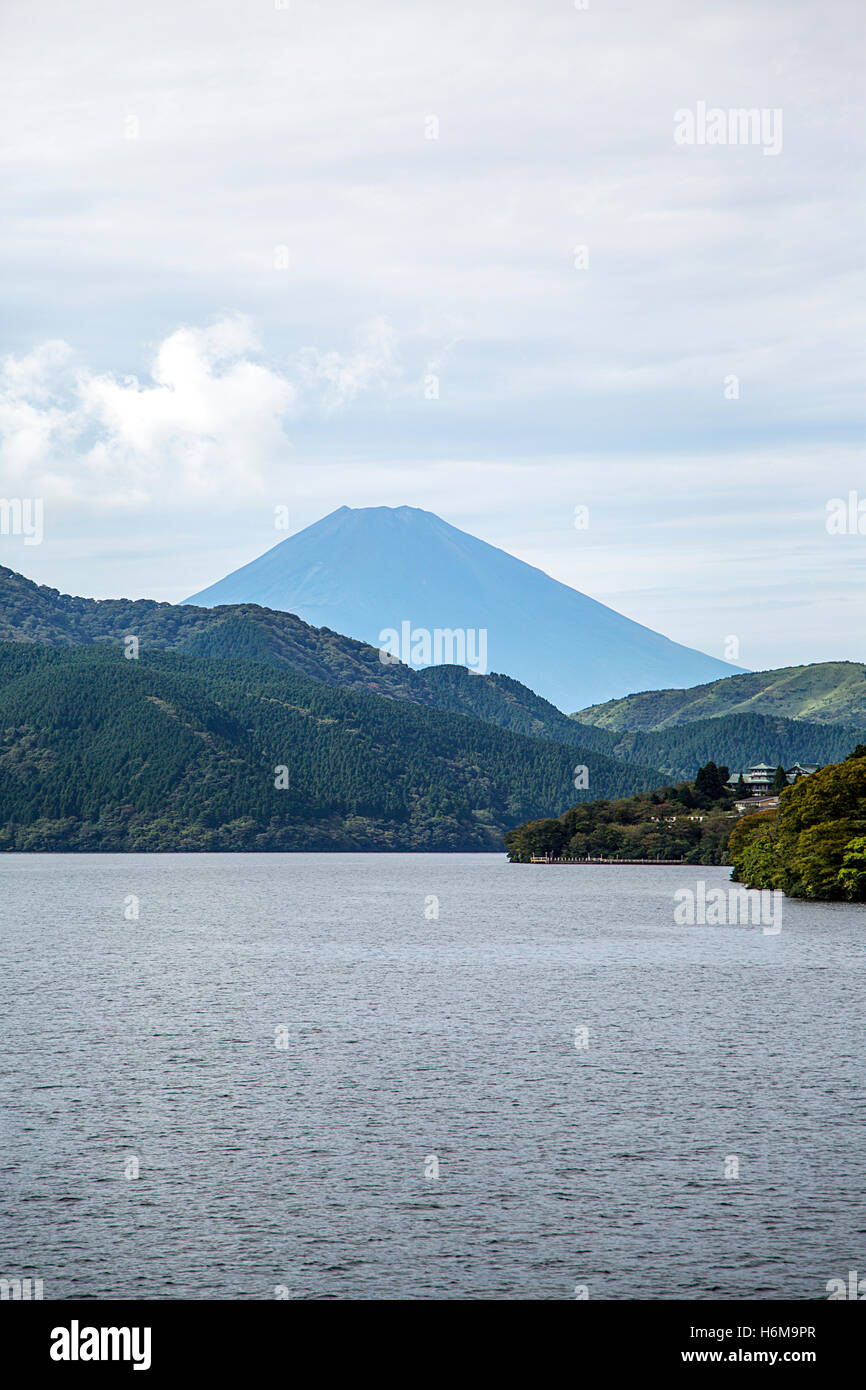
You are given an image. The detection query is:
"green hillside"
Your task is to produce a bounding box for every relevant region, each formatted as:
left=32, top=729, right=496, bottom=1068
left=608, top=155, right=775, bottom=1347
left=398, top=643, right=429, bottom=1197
left=2, top=566, right=858, bottom=781
left=2, top=564, right=861, bottom=810
left=729, top=747, right=866, bottom=900
left=0, top=643, right=659, bottom=852
left=0, top=564, right=636, bottom=750
left=0, top=564, right=423, bottom=696
left=600, top=712, right=864, bottom=780
left=574, top=662, right=866, bottom=732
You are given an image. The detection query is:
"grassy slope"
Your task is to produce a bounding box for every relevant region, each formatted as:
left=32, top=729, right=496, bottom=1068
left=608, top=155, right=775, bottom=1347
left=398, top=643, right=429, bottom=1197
left=574, top=662, right=866, bottom=731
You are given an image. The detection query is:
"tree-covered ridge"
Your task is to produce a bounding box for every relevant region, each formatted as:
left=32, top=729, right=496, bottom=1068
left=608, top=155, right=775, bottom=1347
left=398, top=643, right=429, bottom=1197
left=574, top=661, right=866, bottom=731
left=0, top=642, right=659, bottom=853
left=729, top=747, right=866, bottom=900
left=0, top=566, right=858, bottom=781
left=0, top=563, right=649, bottom=750
left=0, top=563, right=423, bottom=695
left=576, top=711, right=862, bottom=782
left=504, top=762, right=738, bottom=865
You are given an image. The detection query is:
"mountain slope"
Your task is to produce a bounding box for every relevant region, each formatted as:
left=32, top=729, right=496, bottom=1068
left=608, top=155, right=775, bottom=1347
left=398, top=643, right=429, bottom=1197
left=183, top=505, right=743, bottom=710
left=0, top=563, right=422, bottom=696
left=414, top=674, right=863, bottom=777
left=0, top=643, right=661, bottom=852
left=603, top=711, right=864, bottom=780
left=575, top=662, right=866, bottom=731
left=1, top=565, right=856, bottom=783
left=0, top=562, right=636, bottom=751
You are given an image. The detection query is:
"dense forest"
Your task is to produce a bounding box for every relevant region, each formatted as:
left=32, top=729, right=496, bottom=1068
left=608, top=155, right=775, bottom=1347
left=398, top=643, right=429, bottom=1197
left=3, top=564, right=863, bottom=860
left=1, top=565, right=858, bottom=782
left=575, top=711, right=862, bottom=782
left=505, top=762, right=739, bottom=865
left=0, top=642, right=658, bottom=852
left=729, top=746, right=866, bottom=900
left=0, top=563, right=425, bottom=694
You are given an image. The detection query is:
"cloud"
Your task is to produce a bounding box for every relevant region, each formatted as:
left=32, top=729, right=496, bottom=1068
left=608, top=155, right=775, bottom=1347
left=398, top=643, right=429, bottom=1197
left=292, top=317, right=403, bottom=411
left=78, top=317, right=295, bottom=502
left=1, top=0, right=862, bottom=462
left=0, top=315, right=412, bottom=511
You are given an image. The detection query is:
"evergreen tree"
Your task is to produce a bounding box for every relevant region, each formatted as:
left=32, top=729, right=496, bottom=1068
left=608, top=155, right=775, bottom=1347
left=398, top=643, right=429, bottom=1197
left=0, top=642, right=659, bottom=853
left=695, top=761, right=725, bottom=800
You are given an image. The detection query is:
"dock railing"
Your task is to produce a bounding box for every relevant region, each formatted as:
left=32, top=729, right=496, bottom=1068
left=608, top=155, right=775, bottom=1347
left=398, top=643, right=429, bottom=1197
left=528, top=855, right=687, bottom=865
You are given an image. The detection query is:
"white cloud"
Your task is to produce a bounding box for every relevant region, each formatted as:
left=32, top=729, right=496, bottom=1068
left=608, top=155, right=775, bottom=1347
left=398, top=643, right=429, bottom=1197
left=78, top=317, right=295, bottom=501
left=0, top=315, right=415, bottom=510
left=292, top=317, right=403, bottom=411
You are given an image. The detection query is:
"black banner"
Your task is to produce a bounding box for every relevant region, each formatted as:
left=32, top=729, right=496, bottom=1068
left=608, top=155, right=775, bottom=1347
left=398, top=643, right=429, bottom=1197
left=4, top=1299, right=862, bottom=1377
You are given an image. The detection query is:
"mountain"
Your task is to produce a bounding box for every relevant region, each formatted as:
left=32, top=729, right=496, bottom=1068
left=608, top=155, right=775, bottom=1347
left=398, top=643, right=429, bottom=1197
left=575, top=662, right=866, bottom=732
left=587, top=711, right=865, bottom=782
left=0, top=642, right=660, bottom=852
left=0, top=561, right=642, bottom=752
left=1, top=564, right=856, bottom=783
left=183, top=505, right=743, bottom=710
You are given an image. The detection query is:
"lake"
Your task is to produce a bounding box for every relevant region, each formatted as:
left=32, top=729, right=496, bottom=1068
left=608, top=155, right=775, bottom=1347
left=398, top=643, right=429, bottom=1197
left=0, top=853, right=863, bottom=1300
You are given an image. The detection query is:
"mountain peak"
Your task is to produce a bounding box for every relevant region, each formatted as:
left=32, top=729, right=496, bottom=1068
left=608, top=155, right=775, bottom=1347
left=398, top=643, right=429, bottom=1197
left=321, top=503, right=447, bottom=526
left=184, top=507, right=744, bottom=710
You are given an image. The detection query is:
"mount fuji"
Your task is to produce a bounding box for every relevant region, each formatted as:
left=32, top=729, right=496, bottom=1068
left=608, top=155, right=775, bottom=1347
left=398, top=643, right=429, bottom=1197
left=183, top=505, right=743, bottom=711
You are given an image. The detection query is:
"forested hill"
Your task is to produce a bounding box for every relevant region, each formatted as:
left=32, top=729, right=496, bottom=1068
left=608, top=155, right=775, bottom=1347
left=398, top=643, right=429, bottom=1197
left=729, top=747, right=866, bottom=900
left=505, top=762, right=739, bottom=866
left=0, top=563, right=423, bottom=695
left=0, top=566, right=858, bottom=781
left=574, top=662, right=866, bottom=731
left=0, top=643, right=660, bottom=852
left=592, top=711, right=864, bottom=781
left=0, top=563, right=642, bottom=748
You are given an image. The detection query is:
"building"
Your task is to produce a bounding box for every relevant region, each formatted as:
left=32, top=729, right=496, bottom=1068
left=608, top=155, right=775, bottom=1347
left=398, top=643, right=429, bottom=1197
left=726, top=761, right=820, bottom=799
left=786, top=762, right=821, bottom=781
left=734, top=794, right=780, bottom=814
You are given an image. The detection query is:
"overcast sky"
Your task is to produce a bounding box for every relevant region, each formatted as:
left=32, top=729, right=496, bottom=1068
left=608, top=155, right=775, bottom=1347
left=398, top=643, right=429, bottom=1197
left=1, top=0, right=864, bottom=672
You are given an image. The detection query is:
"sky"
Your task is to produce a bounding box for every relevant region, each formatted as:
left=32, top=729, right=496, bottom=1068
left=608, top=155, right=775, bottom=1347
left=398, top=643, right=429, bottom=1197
left=0, top=0, right=864, bottom=674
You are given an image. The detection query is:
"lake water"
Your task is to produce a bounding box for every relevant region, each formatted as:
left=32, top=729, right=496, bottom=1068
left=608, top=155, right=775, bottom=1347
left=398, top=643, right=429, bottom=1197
left=0, top=853, right=863, bottom=1301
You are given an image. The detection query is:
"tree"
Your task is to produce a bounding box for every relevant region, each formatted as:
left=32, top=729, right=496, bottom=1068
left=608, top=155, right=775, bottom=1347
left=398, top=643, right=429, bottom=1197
left=695, top=761, right=725, bottom=801
left=838, top=836, right=866, bottom=900
left=772, top=764, right=788, bottom=794
left=730, top=750, right=866, bottom=900
left=728, top=807, right=779, bottom=887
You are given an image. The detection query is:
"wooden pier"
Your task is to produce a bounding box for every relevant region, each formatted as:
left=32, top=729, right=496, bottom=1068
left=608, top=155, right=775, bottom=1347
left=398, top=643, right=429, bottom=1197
left=528, top=856, right=687, bottom=865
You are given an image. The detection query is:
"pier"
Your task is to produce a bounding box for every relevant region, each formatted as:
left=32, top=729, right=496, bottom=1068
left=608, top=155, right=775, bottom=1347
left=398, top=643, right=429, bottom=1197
left=528, top=856, right=687, bottom=866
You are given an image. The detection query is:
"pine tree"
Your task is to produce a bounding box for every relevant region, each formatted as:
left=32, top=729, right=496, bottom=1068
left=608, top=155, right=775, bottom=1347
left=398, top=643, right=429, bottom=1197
left=695, top=761, right=724, bottom=800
